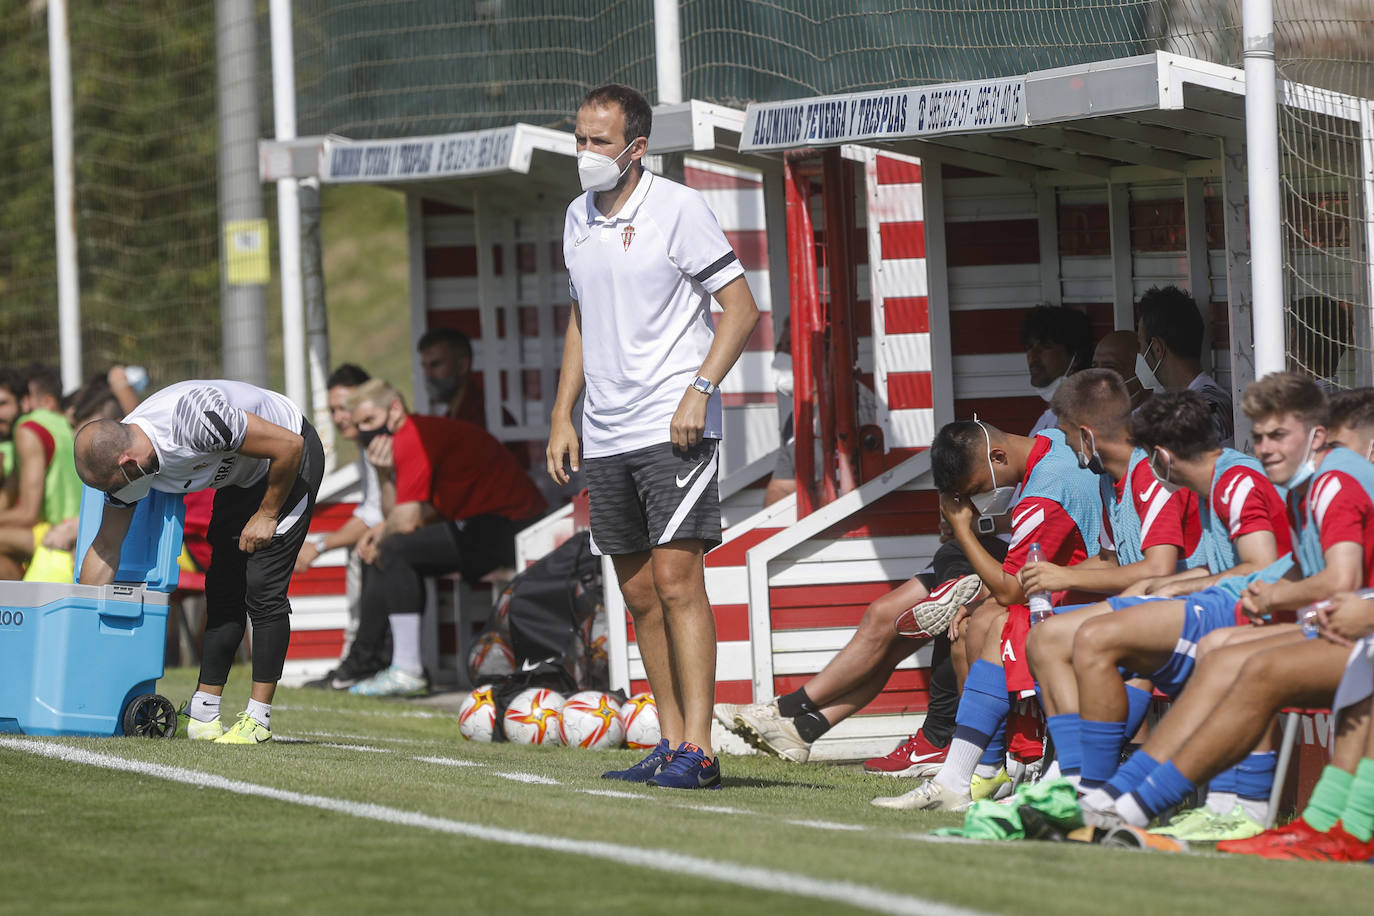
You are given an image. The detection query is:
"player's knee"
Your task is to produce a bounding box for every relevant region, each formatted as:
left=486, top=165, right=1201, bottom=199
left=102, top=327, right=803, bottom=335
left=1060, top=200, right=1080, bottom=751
left=1195, top=627, right=1231, bottom=660
left=1071, top=617, right=1115, bottom=667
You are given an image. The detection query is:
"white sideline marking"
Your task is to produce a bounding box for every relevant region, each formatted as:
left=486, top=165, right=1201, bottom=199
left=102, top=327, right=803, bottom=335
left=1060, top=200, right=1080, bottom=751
left=784, top=819, right=867, bottom=832
left=0, top=738, right=990, bottom=916
left=274, top=704, right=442, bottom=719
left=292, top=730, right=428, bottom=745
left=671, top=803, right=751, bottom=815
left=494, top=772, right=560, bottom=785
left=578, top=789, right=647, bottom=800
left=413, top=756, right=485, bottom=768
left=275, top=737, right=386, bottom=753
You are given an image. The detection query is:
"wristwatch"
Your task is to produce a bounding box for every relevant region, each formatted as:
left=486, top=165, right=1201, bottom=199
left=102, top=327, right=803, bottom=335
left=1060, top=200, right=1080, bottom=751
left=312, top=534, right=329, bottom=553
left=690, top=376, right=716, bottom=396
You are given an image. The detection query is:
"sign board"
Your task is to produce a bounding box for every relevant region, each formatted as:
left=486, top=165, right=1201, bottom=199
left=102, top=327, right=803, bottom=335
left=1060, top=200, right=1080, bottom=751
left=741, top=77, right=1026, bottom=151
left=322, top=126, right=519, bottom=183
left=224, top=219, right=269, bottom=285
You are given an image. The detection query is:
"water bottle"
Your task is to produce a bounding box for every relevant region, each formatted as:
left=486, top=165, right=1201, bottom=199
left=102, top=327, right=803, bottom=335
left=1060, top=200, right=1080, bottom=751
left=1298, top=586, right=1374, bottom=637
left=123, top=365, right=149, bottom=394
left=1026, top=541, right=1053, bottom=625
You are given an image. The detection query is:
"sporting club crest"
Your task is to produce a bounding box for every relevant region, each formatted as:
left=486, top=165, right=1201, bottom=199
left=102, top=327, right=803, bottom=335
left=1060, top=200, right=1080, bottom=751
left=622, top=225, right=635, bottom=251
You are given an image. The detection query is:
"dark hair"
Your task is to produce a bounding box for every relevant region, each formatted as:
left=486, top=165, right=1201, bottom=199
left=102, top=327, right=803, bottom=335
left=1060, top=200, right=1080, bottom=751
left=1241, top=371, right=1328, bottom=429
left=24, top=362, right=63, bottom=402
left=327, top=363, right=371, bottom=389
left=416, top=327, right=472, bottom=360
left=580, top=84, right=653, bottom=146
left=932, top=421, right=990, bottom=493
left=1130, top=390, right=1219, bottom=460
left=0, top=367, right=24, bottom=399
left=1019, top=305, right=1094, bottom=373
left=1136, top=286, right=1204, bottom=361
left=1051, top=368, right=1130, bottom=433
left=1328, top=388, right=1374, bottom=432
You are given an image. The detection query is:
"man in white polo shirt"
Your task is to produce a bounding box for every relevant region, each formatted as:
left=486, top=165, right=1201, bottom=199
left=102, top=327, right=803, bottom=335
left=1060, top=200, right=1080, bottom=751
left=548, top=83, right=760, bottom=790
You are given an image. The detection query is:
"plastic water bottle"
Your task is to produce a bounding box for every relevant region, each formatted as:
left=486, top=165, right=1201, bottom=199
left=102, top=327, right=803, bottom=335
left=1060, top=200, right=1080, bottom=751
left=123, top=365, right=149, bottom=394
left=1298, top=586, right=1374, bottom=637
left=1026, top=541, right=1053, bottom=625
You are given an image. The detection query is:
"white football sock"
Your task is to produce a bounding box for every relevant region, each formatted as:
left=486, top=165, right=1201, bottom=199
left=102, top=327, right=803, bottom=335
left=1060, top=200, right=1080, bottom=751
left=974, top=762, right=1000, bottom=779
left=189, top=690, right=221, bottom=722
left=1237, top=796, right=1270, bottom=824
left=246, top=698, right=271, bottom=729
left=1206, top=790, right=1238, bottom=815
left=389, top=614, right=424, bottom=677
left=1114, top=793, right=1150, bottom=827
left=1079, top=786, right=1113, bottom=813
left=1042, top=759, right=1062, bottom=782
left=934, top=738, right=982, bottom=793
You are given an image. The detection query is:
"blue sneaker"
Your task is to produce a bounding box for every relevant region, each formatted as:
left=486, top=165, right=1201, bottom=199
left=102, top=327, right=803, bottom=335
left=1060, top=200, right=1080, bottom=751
left=647, top=742, right=722, bottom=790
left=602, top=739, right=672, bottom=782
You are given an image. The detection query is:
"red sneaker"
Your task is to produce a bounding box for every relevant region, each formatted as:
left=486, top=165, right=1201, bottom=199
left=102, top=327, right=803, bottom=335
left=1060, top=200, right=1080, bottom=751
left=1216, top=818, right=1324, bottom=857
left=863, top=730, right=947, bottom=777
left=1266, top=822, right=1374, bottom=862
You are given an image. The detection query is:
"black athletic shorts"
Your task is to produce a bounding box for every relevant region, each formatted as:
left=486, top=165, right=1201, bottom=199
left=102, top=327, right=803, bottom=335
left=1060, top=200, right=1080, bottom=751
left=583, top=440, right=722, bottom=556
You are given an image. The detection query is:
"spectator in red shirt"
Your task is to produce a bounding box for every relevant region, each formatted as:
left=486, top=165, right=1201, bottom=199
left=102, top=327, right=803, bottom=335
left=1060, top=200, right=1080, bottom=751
left=417, top=328, right=486, bottom=427
left=341, top=379, right=546, bottom=697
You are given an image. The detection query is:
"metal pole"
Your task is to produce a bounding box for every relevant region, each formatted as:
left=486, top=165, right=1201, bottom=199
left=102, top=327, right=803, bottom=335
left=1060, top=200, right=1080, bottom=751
left=653, top=0, right=683, bottom=105
left=1243, top=0, right=1286, bottom=378
left=217, top=0, right=269, bottom=385
left=48, top=0, right=82, bottom=394
left=300, top=177, right=335, bottom=469
left=270, top=0, right=307, bottom=409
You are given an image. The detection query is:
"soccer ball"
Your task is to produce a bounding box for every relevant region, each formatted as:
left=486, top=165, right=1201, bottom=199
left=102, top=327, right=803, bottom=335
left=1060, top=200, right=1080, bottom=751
left=468, top=631, right=514, bottom=683
left=558, top=691, right=624, bottom=749
left=457, top=684, right=498, bottom=742
left=503, top=687, right=565, bottom=746
left=618, top=692, right=660, bottom=749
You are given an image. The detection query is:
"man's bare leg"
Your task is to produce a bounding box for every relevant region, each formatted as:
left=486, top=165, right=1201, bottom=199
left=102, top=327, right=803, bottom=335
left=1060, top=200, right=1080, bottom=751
left=1026, top=601, right=1114, bottom=716
left=804, top=576, right=930, bottom=709
left=652, top=539, right=715, bottom=754
left=613, top=550, right=685, bottom=748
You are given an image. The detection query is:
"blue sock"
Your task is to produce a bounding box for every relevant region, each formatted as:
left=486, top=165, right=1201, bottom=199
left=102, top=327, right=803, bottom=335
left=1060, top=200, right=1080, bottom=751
left=1210, top=764, right=1239, bottom=795
left=1079, top=719, right=1128, bottom=788
left=1124, top=684, right=1152, bottom=739
left=1235, top=751, right=1278, bottom=800
left=1133, top=761, right=1196, bottom=820
left=951, top=660, right=1012, bottom=750
left=1046, top=714, right=1083, bottom=775
left=979, top=718, right=1008, bottom=767
left=1105, top=749, right=1160, bottom=800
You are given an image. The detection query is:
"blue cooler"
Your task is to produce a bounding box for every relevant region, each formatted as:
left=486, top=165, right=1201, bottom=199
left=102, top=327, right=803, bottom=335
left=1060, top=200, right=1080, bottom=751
left=0, top=487, right=185, bottom=737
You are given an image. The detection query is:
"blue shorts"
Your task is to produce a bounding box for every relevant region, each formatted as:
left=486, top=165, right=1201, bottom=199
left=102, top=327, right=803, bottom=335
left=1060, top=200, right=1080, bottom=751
left=1145, top=586, right=1241, bottom=696
left=1106, top=595, right=1168, bottom=612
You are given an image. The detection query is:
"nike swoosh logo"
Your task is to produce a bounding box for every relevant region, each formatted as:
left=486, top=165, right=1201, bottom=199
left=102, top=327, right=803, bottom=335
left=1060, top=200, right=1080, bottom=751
left=906, top=751, right=943, bottom=764
left=574, top=234, right=590, bottom=247
left=676, top=461, right=705, bottom=488
left=519, top=656, right=558, bottom=672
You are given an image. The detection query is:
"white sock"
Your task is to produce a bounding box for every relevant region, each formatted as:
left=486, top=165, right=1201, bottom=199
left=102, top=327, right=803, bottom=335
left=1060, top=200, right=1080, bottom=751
left=1206, top=790, right=1238, bottom=815
left=1079, top=786, right=1113, bottom=813
left=388, top=614, right=424, bottom=677
left=189, top=691, right=221, bottom=722
left=934, top=737, right=983, bottom=793
left=1237, top=796, right=1270, bottom=824
left=1114, top=792, right=1150, bottom=827
left=974, top=762, right=1000, bottom=779
left=1043, top=759, right=1062, bottom=782
left=246, top=698, right=271, bottom=729
left=1065, top=772, right=1081, bottom=790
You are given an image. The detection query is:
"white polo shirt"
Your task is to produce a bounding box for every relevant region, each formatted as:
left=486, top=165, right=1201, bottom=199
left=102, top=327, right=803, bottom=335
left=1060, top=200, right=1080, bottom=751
left=109, top=380, right=304, bottom=505
left=563, top=169, right=745, bottom=458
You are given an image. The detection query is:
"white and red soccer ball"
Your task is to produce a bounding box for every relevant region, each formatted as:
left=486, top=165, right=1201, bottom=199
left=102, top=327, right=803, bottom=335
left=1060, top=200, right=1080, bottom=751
left=618, top=692, right=660, bottom=749
left=558, top=691, right=624, bottom=749
left=503, top=687, right=565, bottom=746
left=467, top=631, right=515, bottom=683
left=457, top=684, right=498, bottom=742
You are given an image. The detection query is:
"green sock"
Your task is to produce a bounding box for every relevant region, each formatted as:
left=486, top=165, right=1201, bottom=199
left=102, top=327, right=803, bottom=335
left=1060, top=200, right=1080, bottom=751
left=1339, top=759, right=1374, bottom=842
left=1301, top=765, right=1354, bottom=832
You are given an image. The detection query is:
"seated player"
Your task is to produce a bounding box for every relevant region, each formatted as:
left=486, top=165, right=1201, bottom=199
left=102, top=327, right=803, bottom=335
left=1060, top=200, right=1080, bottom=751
left=871, top=416, right=1102, bottom=811
left=1063, top=390, right=1290, bottom=797
left=1072, top=378, right=1374, bottom=843
left=1021, top=374, right=1211, bottom=785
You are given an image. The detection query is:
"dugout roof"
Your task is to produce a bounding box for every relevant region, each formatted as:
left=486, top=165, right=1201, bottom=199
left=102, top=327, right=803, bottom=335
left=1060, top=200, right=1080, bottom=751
left=737, top=51, right=1367, bottom=180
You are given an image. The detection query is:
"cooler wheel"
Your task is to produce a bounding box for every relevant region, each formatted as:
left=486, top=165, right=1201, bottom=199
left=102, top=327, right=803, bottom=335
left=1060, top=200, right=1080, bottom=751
left=122, top=694, right=178, bottom=738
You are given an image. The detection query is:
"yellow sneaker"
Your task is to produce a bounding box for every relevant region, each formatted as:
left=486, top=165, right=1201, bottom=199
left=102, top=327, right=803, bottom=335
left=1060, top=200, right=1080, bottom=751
left=177, top=704, right=224, bottom=741
left=971, top=767, right=1013, bottom=802
left=213, top=711, right=272, bottom=745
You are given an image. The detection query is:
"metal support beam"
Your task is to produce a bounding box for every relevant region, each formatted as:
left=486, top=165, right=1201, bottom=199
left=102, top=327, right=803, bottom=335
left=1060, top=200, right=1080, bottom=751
left=1108, top=182, right=1135, bottom=329
left=940, top=134, right=1115, bottom=179
left=1018, top=126, right=1195, bottom=173
left=1243, top=0, right=1287, bottom=378
left=884, top=139, right=1040, bottom=183
left=921, top=161, right=956, bottom=431
left=1184, top=176, right=1214, bottom=372
left=1037, top=182, right=1062, bottom=305
left=48, top=0, right=81, bottom=393
left=1069, top=117, right=1224, bottom=160
left=1222, top=137, right=1257, bottom=449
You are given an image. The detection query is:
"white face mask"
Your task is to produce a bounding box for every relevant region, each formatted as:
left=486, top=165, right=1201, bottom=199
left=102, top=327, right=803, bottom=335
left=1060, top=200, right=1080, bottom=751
left=577, top=141, right=635, bottom=192
left=1148, top=447, right=1182, bottom=495
left=1031, top=355, right=1075, bottom=403
left=969, top=419, right=1017, bottom=517
left=1282, top=427, right=1321, bottom=490
left=1135, top=344, right=1165, bottom=393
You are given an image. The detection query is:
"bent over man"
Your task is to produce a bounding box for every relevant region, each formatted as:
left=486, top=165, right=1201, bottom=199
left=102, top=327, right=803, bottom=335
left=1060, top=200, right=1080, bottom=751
left=76, top=380, right=324, bottom=745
